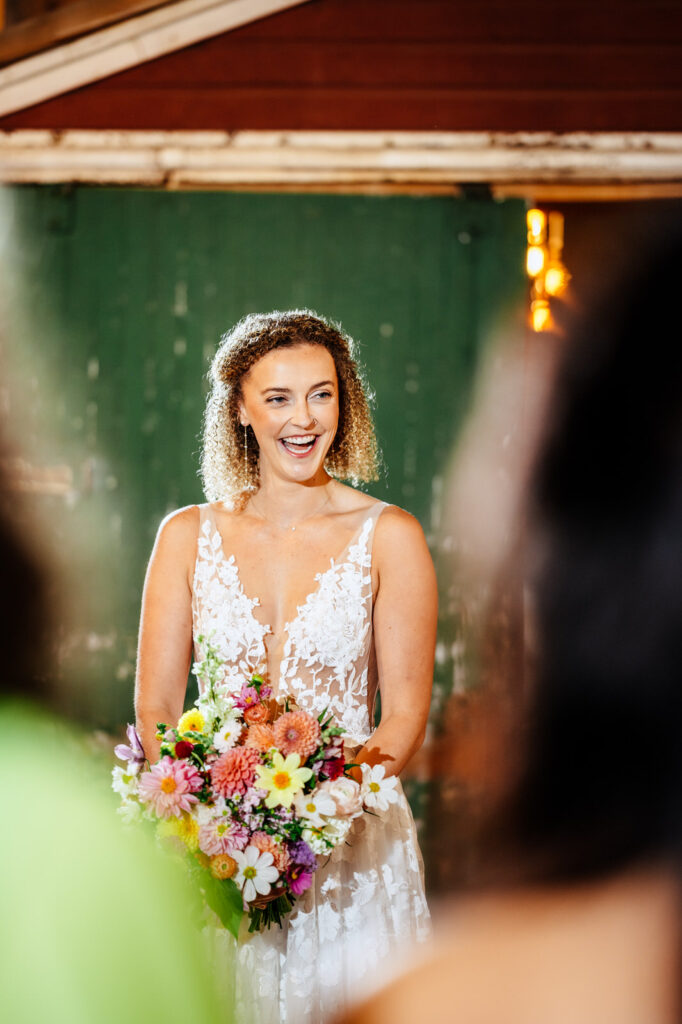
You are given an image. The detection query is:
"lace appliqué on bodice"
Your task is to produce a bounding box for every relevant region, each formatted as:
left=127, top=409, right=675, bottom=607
left=279, top=517, right=374, bottom=743
left=191, top=506, right=384, bottom=745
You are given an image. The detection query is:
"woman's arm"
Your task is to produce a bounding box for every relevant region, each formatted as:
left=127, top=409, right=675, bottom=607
left=134, top=506, right=198, bottom=765
left=353, top=506, right=438, bottom=779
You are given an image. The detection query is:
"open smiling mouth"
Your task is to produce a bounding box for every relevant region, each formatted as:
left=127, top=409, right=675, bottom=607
left=278, top=434, right=320, bottom=457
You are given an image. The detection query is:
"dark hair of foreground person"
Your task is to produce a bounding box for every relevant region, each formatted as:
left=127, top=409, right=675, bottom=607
left=494, top=224, right=682, bottom=887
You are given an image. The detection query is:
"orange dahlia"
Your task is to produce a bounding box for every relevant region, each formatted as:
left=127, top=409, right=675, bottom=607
left=273, top=710, right=321, bottom=759
left=244, top=723, right=276, bottom=752
left=211, top=746, right=261, bottom=798
left=243, top=703, right=271, bottom=725
left=251, top=831, right=290, bottom=872
left=210, top=853, right=237, bottom=879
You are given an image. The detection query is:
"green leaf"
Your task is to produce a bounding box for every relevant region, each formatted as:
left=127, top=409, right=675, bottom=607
left=188, top=861, right=244, bottom=939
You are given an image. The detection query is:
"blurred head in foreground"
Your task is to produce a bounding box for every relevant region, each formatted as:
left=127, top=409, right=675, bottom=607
left=0, top=439, right=52, bottom=704
left=499, top=225, right=682, bottom=885
left=342, top=223, right=682, bottom=1024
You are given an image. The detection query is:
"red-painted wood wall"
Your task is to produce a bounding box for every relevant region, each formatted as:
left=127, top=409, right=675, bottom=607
left=2, top=0, right=682, bottom=131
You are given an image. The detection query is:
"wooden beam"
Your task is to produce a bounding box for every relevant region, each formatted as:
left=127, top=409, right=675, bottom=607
left=1, top=130, right=681, bottom=197
left=0, top=0, right=312, bottom=117
left=0, top=1, right=174, bottom=67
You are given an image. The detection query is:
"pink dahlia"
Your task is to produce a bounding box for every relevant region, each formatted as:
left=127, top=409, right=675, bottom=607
left=198, top=816, right=249, bottom=855
left=138, top=756, right=203, bottom=819
left=273, top=710, right=321, bottom=760
left=251, top=830, right=290, bottom=872
left=211, top=746, right=261, bottom=798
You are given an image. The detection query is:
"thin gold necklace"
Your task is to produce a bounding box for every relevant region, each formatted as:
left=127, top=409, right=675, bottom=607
left=249, top=487, right=333, bottom=532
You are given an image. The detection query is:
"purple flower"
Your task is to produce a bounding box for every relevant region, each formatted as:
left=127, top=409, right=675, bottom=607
left=287, top=867, right=313, bottom=896
left=234, top=685, right=260, bottom=711
left=288, top=839, right=317, bottom=873
left=114, top=724, right=145, bottom=768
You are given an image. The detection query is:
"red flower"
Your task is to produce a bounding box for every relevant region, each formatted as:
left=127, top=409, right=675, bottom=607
left=174, top=740, right=194, bottom=759
left=322, top=757, right=345, bottom=780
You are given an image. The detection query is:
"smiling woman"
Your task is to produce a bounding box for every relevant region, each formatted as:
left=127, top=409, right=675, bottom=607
left=200, top=310, right=379, bottom=501
left=133, top=309, right=437, bottom=1023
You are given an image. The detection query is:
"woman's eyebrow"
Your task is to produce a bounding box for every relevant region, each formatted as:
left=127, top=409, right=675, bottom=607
left=261, top=380, right=335, bottom=395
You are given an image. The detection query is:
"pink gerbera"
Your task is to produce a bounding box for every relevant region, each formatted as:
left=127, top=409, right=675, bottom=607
left=198, top=816, right=250, bottom=856
left=138, top=756, right=203, bottom=819
left=211, top=746, right=261, bottom=798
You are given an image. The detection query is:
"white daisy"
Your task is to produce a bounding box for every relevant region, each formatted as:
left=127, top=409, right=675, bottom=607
left=293, top=786, right=337, bottom=827
left=233, top=845, right=280, bottom=903
left=360, top=764, right=399, bottom=812
left=111, top=765, right=139, bottom=799
left=212, top=717, right=243, bottom=753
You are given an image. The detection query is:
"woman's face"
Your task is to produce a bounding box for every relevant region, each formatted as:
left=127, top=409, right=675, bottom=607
left=239, top=343, right=339, bottom=485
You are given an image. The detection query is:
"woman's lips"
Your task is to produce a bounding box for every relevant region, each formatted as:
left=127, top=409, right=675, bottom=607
left=278, top=435, right=319, bottom=458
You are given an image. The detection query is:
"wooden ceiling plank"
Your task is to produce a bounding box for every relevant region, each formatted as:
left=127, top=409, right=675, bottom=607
left=1, top=129, right=681, bottom=190
left=0, top=1, right=175, bottom=67
left=0, top=0, right=311, bottom=116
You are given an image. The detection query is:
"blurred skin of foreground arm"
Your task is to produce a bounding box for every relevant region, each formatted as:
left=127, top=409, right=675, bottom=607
left=135, top=503, right=437, bottom=774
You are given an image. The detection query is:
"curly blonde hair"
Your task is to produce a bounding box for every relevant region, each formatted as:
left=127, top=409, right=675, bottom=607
left=200, top=310, right=380, bottom=501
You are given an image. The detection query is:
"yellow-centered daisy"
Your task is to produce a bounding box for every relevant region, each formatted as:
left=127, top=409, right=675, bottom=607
left=177, top=709, right=206, bottom=735
left=256, top=751, right=313, bottom=808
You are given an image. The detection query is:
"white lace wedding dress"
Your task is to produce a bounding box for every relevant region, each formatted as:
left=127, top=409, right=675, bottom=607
left=191, top=500, right=431, bottom=1023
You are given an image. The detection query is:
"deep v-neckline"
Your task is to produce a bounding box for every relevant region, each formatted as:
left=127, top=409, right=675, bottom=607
left=208, top=510, right=374, bottom=643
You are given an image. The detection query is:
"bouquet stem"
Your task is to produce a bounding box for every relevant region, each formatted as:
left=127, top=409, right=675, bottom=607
left=248, top=894, right=294, bottom=932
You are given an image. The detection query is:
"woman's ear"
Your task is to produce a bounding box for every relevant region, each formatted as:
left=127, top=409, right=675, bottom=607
left=238, top=401, right=248, bottom=427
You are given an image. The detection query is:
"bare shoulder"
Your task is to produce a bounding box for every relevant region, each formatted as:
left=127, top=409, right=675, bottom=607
left=330, top=481, right=384, bottom=515
left=374, top=503, right=428, bottom=552
left=153, top=504, right=201, bottom=559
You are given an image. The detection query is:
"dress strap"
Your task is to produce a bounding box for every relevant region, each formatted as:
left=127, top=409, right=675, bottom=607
left=367, top=500, right=390, bottom=551
left=197, top=502, right=216, bottom=530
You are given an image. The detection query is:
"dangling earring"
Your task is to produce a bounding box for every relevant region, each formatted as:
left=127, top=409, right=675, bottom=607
left=243, top=424, right=248, bottom=480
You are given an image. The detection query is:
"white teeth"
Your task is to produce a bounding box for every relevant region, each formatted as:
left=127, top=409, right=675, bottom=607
left=281, top=435, right=317, bottom=454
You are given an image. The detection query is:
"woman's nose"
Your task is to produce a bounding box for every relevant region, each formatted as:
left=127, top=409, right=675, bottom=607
left=291, top=401, right=315, bottom=429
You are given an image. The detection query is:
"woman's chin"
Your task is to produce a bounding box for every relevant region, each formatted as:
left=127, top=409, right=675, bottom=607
left=271, top=455, right=329, bottom=485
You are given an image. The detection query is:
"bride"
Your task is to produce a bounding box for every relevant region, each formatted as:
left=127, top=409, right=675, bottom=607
left=134, top=310, right=436, bottom=1022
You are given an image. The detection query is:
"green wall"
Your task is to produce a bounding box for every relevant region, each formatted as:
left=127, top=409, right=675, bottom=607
left=1, top=186, right=526, bottom=735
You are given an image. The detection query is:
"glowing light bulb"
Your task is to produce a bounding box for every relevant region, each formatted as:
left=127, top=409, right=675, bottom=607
left=527, top=208, right=547, bottom=243
left=531, top=299, right=552, bottom=332
left=545, top=262, right=570, bottom=297
left=526, top=245, right=546, bottom=278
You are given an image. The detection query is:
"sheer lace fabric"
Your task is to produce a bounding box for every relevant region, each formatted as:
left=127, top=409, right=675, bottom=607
left=192, top=501, right=431, bottom=1022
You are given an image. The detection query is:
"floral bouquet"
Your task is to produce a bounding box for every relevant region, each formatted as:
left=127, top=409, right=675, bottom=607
left=112, top=637, right=398, bottom=936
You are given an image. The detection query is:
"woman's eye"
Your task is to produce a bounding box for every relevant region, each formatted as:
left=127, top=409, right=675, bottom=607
left=313, top=391, right=332, bottom=400
left=267, top=396, right=286, bottom=404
